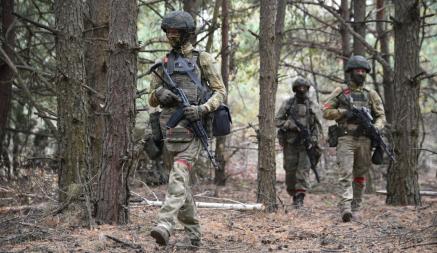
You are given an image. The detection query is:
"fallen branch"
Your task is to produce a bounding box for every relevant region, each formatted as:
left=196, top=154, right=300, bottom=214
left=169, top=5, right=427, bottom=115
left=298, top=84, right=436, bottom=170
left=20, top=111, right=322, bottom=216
left=139, top=199, right=264, bottom=210
left=0, top=203, right=46, bottom=215
left=105, top=235, right=144, bottom=251
left=401, top=241, right=437, bottom=250
left=376, top=190, right=437, bottom=197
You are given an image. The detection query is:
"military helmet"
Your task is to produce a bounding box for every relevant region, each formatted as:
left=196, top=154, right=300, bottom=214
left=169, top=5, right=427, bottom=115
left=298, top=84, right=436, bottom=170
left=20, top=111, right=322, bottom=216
left=292, top=77, right=311, bottom=92
left=345, top=55, right=371, bottom=73
left=161, top=11, right=195, bottom=33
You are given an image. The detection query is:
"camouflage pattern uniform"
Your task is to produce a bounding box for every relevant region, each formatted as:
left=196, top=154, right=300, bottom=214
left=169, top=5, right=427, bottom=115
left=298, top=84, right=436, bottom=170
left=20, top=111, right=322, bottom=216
left=149, top=42, right=226, bottom=243
left=322, top=56, right=386, bottom=221
left=275, top=78, right=321, bottom=207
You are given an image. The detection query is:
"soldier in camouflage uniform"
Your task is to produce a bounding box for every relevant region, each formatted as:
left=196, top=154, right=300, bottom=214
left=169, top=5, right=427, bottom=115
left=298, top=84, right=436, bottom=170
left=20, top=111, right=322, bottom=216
left=149, top=11, right=226, bottom=246
left=275, top=77, right=321, bottom=208
left=322, top=55, right=386, bottom=222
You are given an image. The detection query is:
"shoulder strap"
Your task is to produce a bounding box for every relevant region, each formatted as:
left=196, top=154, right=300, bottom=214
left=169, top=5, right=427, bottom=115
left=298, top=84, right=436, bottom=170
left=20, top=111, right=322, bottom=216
left=284, top=97, right=295, bottom=117
left=193, top=50, right=209, bottom=86
left=177, top=54, right=207, bottom=94
left=166, top=50, right=177, bottom=75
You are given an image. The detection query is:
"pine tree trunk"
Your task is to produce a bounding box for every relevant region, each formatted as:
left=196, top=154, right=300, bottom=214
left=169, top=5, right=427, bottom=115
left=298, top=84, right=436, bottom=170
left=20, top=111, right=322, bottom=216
left=96, top=0, right=137, bottom=224
left=55, top=0, right=88, bottom=202
left=339, top=0, right=351, bottom=79
left=0, top=0, right=15, bottom=168
left=214, top=0, right=230, bottom=186
left=183, top=0, right=199, bottom=44
left=257, top=0, right=277, bottom=212
left=376, top=0, right=394, bottom=124
left=352, top=0, right=366, bottom=56
left=85, top=0, right=109, bottom=193
left=386, top=0, right=421, bottom=206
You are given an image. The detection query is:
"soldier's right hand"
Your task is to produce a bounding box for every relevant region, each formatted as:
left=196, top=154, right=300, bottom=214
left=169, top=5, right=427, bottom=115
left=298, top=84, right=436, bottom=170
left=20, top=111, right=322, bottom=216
left=283, top=120, right=298, bottom=131
left=155, top=87, right=180, bottom=106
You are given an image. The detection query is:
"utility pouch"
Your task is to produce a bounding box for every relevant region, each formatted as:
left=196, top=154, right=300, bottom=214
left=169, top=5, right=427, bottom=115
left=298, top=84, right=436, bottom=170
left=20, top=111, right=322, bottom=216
left=372, top=146, right=384, bottom=165
left=328, top=124, right=339, bottom=147
left=144, top=111, right=163, bottom=160
left=143, top=133, right=162, bottom=160
left=277, top=129, right=286, bottom=146
left=150, top=111, right=163, bottom=142
left=212, top=104, right=232, bottom=136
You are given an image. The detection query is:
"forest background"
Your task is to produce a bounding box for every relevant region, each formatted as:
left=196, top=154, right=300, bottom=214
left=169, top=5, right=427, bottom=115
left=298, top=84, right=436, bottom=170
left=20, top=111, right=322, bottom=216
left=0, top=0, right=436, bottom=252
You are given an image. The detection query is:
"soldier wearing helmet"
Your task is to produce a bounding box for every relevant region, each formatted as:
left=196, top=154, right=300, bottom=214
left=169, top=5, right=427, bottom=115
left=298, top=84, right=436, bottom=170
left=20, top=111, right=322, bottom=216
left=322, top=55, right=386, bottom=222
left=275, top=77, right=322, bottom=208
left=149, top=11, right=226, bottom=247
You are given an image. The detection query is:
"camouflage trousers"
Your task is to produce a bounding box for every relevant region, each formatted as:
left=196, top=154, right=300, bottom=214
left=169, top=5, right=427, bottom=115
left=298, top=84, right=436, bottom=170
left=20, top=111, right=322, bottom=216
left=336, top=135, right=371, bottom=212
left=283, top=143, right=310, bottom=196
left=156, top=137, right=202, bottom=241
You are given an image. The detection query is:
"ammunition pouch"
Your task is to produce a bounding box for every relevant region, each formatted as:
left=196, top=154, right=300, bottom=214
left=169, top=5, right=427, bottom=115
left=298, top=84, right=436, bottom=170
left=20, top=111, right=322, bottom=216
left=212, top=104, right=232, bottom=136
left=327, top=125, right=340, bottom=147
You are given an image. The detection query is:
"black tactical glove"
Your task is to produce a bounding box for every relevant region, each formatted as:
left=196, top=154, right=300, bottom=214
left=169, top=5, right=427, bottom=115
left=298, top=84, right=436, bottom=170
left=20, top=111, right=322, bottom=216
left=344, top=110, right=355, bottom=120
left=155, top=87, right=180, bottom=106
left=184, top=105, right=207, bottom=122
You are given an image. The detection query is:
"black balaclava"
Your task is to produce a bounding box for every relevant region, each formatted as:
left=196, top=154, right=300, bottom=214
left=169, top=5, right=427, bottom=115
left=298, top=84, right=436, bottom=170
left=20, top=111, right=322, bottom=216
left=350, top=70, right=366, bottom=86
left=295, top=86, right=308, bottom=102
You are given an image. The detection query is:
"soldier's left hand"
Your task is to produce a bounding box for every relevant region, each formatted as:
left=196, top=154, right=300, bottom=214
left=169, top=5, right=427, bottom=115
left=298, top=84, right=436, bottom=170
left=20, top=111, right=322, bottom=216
left=184, top=105, right=207, bottom=121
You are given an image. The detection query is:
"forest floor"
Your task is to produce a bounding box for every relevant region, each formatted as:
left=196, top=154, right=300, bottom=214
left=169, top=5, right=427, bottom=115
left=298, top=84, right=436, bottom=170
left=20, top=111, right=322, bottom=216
left=0, top=167, right=436, bottom=253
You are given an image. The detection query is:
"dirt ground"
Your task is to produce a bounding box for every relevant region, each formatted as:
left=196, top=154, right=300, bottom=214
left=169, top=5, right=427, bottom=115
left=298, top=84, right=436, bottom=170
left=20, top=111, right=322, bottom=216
left=1, top=169, right=436, bottom=253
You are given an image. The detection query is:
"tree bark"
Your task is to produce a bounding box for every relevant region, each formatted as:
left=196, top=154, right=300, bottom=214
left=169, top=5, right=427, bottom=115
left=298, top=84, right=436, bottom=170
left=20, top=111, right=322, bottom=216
left=0, top=0, right=15, bottom=165
left=274, top=0, right=286, bottom=71
left=214, top=0, right=230, bottom=186
left=55, top=0, right=88, bottom=202
left=386, top=0, right=421, bottom=206
left=96, top=0, right=137, bottom=224
left=205, top=0, right=221, bottom=53
left=257, top=0, right=277, bottom=212
left=339, top=0, right=352, bottom=79
left=85, top=0, right=109, bottom=191
left=376, top=0, right=394, bottom=124
left=183, top=0, right=199, bottom=44
left=352, top=0, right=366, bottom=56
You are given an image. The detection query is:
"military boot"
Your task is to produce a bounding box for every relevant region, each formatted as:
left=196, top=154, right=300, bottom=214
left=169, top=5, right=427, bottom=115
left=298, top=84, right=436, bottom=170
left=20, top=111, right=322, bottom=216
left=341, top=208, right=352, bottom=222
left=150, top=226, right=170, bottom=246
left=292, top=192, right=305, bottom=209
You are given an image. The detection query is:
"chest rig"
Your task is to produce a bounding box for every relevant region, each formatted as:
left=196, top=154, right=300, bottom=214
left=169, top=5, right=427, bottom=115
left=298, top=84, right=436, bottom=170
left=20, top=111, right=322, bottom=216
left=165, top=50, right=209, bottom=106
left=286, top=97, right=313, bottom=127
left=337, top=87, right=371, bottom=136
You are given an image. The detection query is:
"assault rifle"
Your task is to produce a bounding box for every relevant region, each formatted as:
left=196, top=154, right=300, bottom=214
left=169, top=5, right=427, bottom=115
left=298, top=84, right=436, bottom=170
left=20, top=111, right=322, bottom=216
left=340, top=97, right=395, bottom=162
left=147, top=62, right=219, bottom=170
left=288, top=111, right=321, bottom=183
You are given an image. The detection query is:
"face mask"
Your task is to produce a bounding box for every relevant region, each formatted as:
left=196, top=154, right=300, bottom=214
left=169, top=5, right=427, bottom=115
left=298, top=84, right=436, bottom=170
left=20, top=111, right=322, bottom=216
left=168, top=36, right=183, bottom=48
left=351, top=71, right=366, bottom=85
left=294, top=86, right=308, bottom=98
left=167, top=31, right=190, bottom=49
